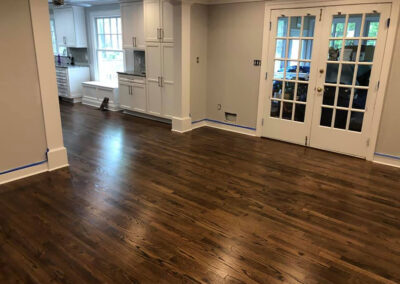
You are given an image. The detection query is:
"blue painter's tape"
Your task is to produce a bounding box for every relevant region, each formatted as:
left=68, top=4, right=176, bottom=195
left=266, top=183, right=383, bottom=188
left=0, top=150, right=48, bottom=176
left=375, top=152, right=400, bottom=160
left=191, top=118, right=256, bottom=131
left=0, top=160, right=48, bottom=175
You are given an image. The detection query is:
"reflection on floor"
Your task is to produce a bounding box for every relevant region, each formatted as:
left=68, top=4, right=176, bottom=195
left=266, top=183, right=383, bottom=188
left=0, top=102, right=399, bottom=283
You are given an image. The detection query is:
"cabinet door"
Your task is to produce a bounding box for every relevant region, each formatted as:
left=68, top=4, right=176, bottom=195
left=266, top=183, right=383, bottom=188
left=121, top=3, right=135, bottom=49
left=161, top=0, right=174, bottom=43
left=144, top=0, right=161, bottom=42
left=54, top=7, right=75, bottom=46
left=146, top=43, right=162, bottom=115
left=132, top=84, right=147, bottom=112
left=133, top=2, right=145, bottom=49
left=119, top=83, right=132, bottom=110
left=161, top=43, right=174, bottom=117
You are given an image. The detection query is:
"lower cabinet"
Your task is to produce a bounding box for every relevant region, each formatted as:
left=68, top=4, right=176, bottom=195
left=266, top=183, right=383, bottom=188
left=145, top=42, right=174, bottom=119
left=81, top=81, right=120, bottom=111
left=119, top=81, right=147, bottom=113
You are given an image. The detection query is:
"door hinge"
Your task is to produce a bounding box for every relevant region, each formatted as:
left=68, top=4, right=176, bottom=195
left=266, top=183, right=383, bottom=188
left=305, top=136, right=308, bottom=146
left=269, top=21, right=272, bottom=31
left=262, top=118, right=264, bottom=126
left=387, top=18, right=391, bottom=28
left=265, top=72, right=268, bottom=80
left=319, top=9, right=323, bottom=22
left=366, top=138, right=370, bottom=147
left=377, top=80, right=380, bottom=91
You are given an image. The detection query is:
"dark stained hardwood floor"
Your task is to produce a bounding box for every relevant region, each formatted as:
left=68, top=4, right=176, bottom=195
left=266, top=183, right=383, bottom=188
left=1, top=102, right=400, bottom=283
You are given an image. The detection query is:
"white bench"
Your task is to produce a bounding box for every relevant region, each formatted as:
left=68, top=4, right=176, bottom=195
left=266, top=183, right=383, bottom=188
left=81, top=81, right=120, bottom=111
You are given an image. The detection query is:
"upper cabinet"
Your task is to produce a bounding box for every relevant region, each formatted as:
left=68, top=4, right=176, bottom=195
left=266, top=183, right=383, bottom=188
left=144, top=0, right=174, bottom=43
left=121, top=2, right=145, bottom=49
left=53, top=6, right=87, bottom=48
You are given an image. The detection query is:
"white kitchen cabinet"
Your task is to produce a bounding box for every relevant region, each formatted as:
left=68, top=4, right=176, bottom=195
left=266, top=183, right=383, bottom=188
left=145, top=42, right=174, bottom=118
left=144, top=0, right=174, bottom=43
left=118, top=74, right=147, bottom=113
left=56, top=66, right=90, bottom=103
left=82, top=81, right=120, bottom=111
left=121, top=2, right=145, bottom=49
left=119, top=83, right=132, bottom=110
left=53, top=6, right=87, bottom=48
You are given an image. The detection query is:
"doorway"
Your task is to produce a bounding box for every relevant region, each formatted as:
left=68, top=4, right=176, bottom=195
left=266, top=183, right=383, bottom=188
left=260, top=3, right=391, bottom=158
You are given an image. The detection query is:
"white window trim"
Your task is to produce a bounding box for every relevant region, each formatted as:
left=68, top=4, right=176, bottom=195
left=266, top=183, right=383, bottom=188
left=94, top=16, right=123, bottom=82
left=87, top=6, right=122, bottom=81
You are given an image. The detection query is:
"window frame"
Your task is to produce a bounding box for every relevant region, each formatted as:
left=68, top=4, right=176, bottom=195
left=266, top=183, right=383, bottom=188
left=88, top=6, right=124, bottom=82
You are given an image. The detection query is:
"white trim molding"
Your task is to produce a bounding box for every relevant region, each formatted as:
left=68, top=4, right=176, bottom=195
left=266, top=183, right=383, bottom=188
left=191, top=119, right=257, bottom=136
left=0, top=0, right=70, bottom=185
left=172, top=116, right=192, bottom=133
left=256, top=0, right=400, bottom=164
left=47, top=147, right=69, bottom=171
left=374, top=153, right=400, bottom=168
left=0, top=163, right=49, bottom=185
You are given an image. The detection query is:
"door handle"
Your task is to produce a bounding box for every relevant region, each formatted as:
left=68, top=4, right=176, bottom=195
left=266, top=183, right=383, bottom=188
left=317, top=87, right=323, bottom=96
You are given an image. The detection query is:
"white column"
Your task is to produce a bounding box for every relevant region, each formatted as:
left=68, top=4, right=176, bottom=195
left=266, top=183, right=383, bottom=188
left=172, top=2, right=192, bottom=133
left=29, top=0, right=69, bottom=170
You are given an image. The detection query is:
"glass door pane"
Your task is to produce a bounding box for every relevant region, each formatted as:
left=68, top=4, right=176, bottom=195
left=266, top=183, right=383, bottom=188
left=269, top=15, right=316, bottom=122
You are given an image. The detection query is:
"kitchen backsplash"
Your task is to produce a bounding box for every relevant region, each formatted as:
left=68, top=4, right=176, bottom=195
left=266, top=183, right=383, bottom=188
left=54, top=48, right=89, bottom=66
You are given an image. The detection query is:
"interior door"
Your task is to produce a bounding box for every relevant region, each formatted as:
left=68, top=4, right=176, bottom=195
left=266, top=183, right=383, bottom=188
left=262, top=8, right=324, bottom=145
left=310, top=4, right=391, bottom=157
left=146, top=43, right=162, bottom=116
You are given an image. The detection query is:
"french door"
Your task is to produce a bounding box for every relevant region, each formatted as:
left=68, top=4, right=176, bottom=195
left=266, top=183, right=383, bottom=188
left=262, top=3, right=391, bottom=158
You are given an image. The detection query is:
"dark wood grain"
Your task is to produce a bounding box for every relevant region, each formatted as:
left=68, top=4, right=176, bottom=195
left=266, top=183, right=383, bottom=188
left=0, top=102, right=399, bottom=283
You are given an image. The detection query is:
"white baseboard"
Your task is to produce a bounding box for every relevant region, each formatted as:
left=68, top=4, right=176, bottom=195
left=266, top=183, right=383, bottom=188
left=373, top=153, right=400, bottom=168
left=172, top=116, right=192, bottom=133
left=47, top=147, right=69, bottom=171
left=0, top=146, right=69, bottom=185
left=82, top=96, right=121, bottom=112
left=191, top=120, right=207, bottom=130
left=0, top=162, right=48, bottom=185
left=191, top=119, right=257, bottom=136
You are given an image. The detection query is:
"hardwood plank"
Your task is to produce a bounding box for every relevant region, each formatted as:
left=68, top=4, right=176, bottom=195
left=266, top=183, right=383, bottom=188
left=0, top=102, right=399, bottom=283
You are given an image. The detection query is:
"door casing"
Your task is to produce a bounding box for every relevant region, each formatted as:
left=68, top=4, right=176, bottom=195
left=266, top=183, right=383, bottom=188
left=256, top=0, right=400, bottom=161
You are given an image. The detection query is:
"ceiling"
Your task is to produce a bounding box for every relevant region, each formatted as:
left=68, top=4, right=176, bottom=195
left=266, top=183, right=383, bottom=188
left=48, top=0, right=261, bottom=7
left=48, top=0, right=122, bottom=7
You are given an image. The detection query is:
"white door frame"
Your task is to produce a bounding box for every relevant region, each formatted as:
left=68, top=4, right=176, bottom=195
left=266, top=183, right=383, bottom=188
left=256, top=0, right=400, bottom=161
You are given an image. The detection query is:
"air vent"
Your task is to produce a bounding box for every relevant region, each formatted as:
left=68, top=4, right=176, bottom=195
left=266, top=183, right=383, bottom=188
left=225, top=112, right=237, bottom=123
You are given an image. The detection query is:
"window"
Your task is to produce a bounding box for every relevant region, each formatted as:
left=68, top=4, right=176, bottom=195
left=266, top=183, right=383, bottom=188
left=50, top=19, right=58, bottom=55
left=95, top=17, right=124, bottom=82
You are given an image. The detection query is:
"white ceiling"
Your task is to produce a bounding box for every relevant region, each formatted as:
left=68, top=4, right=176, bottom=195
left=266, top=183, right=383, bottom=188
left=48, top=0, right=262, bottom=7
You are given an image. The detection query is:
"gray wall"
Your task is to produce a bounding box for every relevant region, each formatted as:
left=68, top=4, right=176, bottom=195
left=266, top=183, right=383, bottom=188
left=0, top=0, right=48, bottom=172
left=375, top=16, right=400, bottom=158
left=206, top=2, right=264, bottom=128
left=190, top=4, right=208, bottom=122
